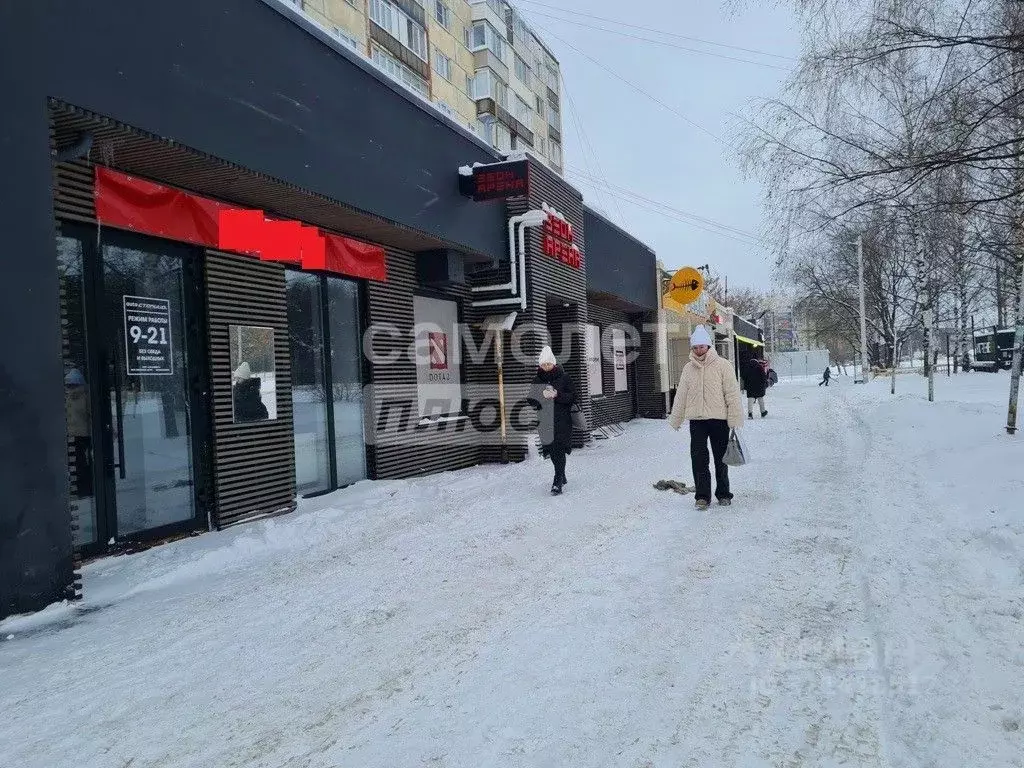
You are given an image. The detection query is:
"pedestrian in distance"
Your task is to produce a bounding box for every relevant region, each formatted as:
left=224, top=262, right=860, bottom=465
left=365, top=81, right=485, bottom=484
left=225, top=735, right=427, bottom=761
left=742, top=355, right=769, bottom=419
left=819, top=366, right=832, bottom=387
left=667, top=326, right=745, bottom=510
left=527, top=345, right=578, bottom=496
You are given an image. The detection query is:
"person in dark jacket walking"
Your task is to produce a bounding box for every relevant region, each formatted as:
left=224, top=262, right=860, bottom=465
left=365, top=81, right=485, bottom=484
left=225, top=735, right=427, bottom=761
left=742, top=356, right=769, bottom=419
left=819, top=366, right=832, bottom=387
left=232, top=362, right=270, bottom=423
left=527, top=345, right=577, bottom=495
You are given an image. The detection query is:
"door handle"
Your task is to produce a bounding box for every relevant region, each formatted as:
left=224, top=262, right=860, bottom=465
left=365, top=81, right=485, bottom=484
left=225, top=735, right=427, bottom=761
left=109, top=362, right=127, bottom=480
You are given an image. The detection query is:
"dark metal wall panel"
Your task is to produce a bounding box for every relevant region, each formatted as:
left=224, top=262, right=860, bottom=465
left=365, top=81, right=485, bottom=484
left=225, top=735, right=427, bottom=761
left=205, top=251, right=297, bottom=527
left=634, top=310, right=667, bottom=419
left=584, top=207, right=658, bottom=310
left=586, top=302, right=637, bottom=428
left=10, top=0, right=506, bottom=260
left=0, top=20, right=76, bottom=617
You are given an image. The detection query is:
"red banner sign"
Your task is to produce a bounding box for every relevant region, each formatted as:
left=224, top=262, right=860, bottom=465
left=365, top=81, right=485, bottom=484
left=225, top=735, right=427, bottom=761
left=94, top=167, right=386, bottom=282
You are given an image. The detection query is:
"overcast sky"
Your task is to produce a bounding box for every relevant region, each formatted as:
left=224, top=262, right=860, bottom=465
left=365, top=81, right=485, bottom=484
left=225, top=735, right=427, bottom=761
left=517, top=0, right=800, bottom=292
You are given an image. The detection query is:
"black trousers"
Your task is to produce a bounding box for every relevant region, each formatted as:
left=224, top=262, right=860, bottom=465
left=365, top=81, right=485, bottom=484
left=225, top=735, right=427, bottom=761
left=689, top=419, right=731, bottom=502
left=548, top=445, right=567, bottom=483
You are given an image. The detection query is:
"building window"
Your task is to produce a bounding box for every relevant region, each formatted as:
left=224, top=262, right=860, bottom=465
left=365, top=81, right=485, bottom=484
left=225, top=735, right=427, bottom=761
left=331, top=27, right=361, bottom=52
left=548, top=101, right=560, bottom=128
left=471, top=20, right=506, bottom=61
left=536, top=136, right=546, bottom=156
left=433, top=47, right=453, bottom=81
left=535, top=95, right=545, bottom=120
left=466, top=72, right=474, bottom=98
left=494, top=121, right=512, bottom=152
left=476, top=117, right=495, bottom=143
left=472, top=68, right=509, bottom=108
left=371, top=44, right=429, bottom=97
left=513, top=53, right=532, bottom=88
left=544, top=64, right=559, bottom=91
left=549, top=139, right=562, bottom=166
left=514, top=94, right=531, bottom=126
left=370, top=0, right=428, bottom=62
left=434, top=0, right=452, bottom=29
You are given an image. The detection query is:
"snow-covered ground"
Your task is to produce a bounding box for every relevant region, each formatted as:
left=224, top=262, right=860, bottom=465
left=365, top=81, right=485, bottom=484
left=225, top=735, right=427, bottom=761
left=3, top=373, right=1023, bottom=767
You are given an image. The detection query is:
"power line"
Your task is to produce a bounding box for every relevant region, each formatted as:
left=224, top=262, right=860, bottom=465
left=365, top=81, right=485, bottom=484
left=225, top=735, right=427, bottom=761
left=567, top=166, right=762, bottom=241
left=560, top=71, right=630, bottom=230
left=537, top=27, right=733, bottom=149
left=515, top=0, right=797, bottom=62
left=519, top=6, right=793, bottom=71
left=568, top=173, right=764, bottom=247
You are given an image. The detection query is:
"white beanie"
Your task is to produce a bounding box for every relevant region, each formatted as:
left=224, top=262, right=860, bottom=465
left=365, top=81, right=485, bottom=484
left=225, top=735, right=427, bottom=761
left=690, top=325, right=713, bottom=348
left=538, top=345, right=557, bottom=366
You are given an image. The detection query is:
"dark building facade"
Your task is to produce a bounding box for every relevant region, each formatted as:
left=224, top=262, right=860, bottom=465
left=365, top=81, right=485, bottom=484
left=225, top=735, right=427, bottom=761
left=0, top=0, right=659, bottom=619
left=582, top=208, right=662, bottom=426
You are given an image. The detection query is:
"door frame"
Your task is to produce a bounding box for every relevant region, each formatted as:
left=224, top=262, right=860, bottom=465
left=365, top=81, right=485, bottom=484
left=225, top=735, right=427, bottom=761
left=59, top=221, right=212, bottom=557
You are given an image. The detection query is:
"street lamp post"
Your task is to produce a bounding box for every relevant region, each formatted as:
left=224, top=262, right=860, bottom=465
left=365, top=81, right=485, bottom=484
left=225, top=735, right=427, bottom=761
left=855, top=234, right=869, bottom=383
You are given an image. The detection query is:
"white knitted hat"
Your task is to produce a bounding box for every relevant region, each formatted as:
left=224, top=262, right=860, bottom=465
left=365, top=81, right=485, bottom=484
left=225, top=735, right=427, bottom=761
left=690, top=326, right=713, bottom=347
left=538, top=345, right=557, bottom=366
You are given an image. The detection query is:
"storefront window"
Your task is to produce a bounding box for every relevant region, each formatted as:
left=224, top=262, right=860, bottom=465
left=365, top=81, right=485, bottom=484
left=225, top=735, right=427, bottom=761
left=328, top=277, right=367, bottom=486
left=286, top=271, right=331, bottom=495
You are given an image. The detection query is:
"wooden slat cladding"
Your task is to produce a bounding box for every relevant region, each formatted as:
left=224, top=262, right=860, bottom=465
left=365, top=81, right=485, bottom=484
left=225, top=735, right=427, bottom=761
left=587, top=302, right=637, bottom=429
left=205, top=251, right=296, bottom=527
left=51, top=116, right=84, bottom=602
left=366, top=247, right=484, bottom=479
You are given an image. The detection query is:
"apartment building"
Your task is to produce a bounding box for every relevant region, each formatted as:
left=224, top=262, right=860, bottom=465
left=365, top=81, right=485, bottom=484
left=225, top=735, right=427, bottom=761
left=286, top=0, right=564, bottom=172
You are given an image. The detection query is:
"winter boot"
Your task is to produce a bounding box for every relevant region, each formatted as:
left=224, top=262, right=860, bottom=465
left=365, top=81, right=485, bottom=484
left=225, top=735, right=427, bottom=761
left=551, top=478, right=563, bottom=495
left=748, top=412, right=754, bottom=420
left=718, top=498, right=733, bottom=507
left=695, top=499, right=710, bottom=511
left=761, top=409, right=768, bottom=418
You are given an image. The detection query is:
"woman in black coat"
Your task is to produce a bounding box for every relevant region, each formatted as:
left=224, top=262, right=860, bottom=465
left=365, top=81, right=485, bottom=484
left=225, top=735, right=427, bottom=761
left=527, top=345, right=577, bottom=495
left=742, top=356, right=769, bottom=419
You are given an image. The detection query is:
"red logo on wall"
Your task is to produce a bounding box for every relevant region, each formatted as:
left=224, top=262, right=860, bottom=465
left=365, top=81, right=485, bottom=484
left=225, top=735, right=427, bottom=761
left=542, top=211, right=581, bottom=269
left=429, top=332, right=449, bottom=370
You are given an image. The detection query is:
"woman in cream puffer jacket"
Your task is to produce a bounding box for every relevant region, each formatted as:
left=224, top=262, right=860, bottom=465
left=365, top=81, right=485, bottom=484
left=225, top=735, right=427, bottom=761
left=668, top=326, right=744, bottom=509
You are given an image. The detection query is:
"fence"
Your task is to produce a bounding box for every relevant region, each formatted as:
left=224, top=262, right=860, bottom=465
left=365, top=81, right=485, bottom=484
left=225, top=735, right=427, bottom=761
left=770, top=349, right=831, bottom=379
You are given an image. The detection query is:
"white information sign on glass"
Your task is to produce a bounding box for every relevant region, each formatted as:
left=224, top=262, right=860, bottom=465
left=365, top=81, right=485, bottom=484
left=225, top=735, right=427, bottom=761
left=586, top=323, right=602, bottom=396
left=612, top=328, right=628, bottom=392
left=123, top=295, right=173, bottom=376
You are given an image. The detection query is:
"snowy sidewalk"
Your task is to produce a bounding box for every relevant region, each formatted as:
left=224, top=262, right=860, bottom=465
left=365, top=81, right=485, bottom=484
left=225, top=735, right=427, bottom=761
left=2, top=375, right=1022, bottom=767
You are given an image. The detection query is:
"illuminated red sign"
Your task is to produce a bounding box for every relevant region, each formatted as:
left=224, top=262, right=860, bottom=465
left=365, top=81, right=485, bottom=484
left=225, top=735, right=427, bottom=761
left=470, top=161, right=529, bottom=201
left=542, top=211, right=581, bottom=269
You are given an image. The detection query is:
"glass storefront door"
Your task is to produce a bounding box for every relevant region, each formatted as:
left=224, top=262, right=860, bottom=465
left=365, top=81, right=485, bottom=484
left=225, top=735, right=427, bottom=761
left=286, top=271, right=331, bottom=495
left=327, top=277, right=366, bottom=486
left=57, top=224, right=209, bottom=551
left=285, top=271, right=367, bottom=495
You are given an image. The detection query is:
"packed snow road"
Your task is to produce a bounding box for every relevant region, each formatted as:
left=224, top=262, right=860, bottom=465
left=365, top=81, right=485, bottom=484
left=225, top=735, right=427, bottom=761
left=2, top=374, right=1022, bottom=768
